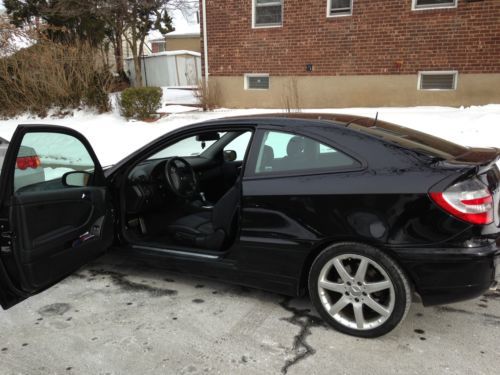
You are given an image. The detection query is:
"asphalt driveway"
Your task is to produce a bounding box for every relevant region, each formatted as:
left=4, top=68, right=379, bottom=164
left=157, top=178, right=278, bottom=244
left=0, top=252, right=499, bottom=375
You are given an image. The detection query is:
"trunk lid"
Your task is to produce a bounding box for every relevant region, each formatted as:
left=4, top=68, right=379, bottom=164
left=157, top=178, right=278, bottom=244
left=447, top=147, right=500, bottom=170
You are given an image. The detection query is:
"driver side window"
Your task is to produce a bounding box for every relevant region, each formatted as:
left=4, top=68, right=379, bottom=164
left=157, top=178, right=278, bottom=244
left=14, top=132, right=96, bottom=193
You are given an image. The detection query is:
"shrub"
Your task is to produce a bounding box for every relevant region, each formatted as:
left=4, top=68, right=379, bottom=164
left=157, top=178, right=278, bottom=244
left=119, top=87, right=163, bottom=120
left=281, top=78, right=301, bottom=114
left=0, top=39, right=112, bottom=118
left=194, top=80, right=220, bottom=111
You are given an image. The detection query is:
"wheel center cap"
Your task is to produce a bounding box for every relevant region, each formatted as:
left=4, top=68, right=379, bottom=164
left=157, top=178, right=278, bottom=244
left=350, top=285, right=362, bottom=296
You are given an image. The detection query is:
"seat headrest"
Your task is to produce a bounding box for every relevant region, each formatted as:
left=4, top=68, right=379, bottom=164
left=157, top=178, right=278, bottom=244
left=287, top=136, right=305, bottom=157
left=263, top=145, right=274, bottom=161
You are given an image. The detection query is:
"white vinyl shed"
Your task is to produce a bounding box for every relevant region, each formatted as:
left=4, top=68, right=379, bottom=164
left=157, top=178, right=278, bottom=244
left=125, top=50, right=201, bottom=87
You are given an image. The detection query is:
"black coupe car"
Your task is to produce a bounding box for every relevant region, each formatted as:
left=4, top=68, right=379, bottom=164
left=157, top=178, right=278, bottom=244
left=0, top=114, right=499, bottom=337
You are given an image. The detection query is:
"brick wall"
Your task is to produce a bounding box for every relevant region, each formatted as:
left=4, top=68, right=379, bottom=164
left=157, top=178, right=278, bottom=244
left=201, top=0, right=500, bottom=76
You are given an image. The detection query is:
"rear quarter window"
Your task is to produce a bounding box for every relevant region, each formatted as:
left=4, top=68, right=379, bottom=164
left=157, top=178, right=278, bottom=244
left=254, top=130, right=360, bottom=175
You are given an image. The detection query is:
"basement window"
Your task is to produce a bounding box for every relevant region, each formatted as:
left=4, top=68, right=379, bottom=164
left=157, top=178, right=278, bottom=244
left=245, top=74, right=270, bottom=90
left=418, top=71, right=458, bottom=91
left=253, top=0, right=283, bottom=28
left=328, top=0, right=353, bottom=17
left=412, top=0, right=457, bottom=10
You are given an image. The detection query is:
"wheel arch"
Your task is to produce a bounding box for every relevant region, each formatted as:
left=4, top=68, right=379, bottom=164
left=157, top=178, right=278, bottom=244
left=297, top=239, right=416, bottom=296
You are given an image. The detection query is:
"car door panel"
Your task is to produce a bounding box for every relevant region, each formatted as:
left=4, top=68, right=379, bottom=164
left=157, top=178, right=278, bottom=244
left=14, top=190, right=93, bottom=252
left=0, top=125, right=114, bottom=309
left=11, top=187, right=112, bottom=291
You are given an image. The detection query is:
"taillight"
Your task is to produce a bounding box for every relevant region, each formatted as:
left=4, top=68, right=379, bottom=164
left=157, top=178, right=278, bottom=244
left=16, top=155, right=41, bottom=170
left=430, top=178, right=494, bottom=225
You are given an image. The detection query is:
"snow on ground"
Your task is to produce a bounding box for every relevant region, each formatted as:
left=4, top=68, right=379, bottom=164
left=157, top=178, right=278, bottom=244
left=0, top=87, right=499, bottom=167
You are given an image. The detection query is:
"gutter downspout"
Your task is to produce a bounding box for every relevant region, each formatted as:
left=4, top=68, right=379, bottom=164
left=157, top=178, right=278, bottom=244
left=202, top=0, right=209, bottom=89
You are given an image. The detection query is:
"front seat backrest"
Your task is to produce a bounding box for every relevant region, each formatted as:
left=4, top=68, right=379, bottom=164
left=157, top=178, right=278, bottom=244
left=212, top=184, right=241, bottom=235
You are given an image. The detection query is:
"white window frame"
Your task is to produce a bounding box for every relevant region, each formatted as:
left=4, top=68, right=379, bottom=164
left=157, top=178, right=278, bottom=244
left=152, top=41, right=166, bottom=53
left=412, top=0, right=458, bottom=11
left=244, top=74, right=270, bottom=90
left=252, top=0, right=283, bottom=29
left=327, top=0, right=354, bottom=18
left=417, top=71, right=458, bottom=91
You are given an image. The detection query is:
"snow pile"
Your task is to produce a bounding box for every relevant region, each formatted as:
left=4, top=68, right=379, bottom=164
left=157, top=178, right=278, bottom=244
left=313, top=105, right=500, bottom=150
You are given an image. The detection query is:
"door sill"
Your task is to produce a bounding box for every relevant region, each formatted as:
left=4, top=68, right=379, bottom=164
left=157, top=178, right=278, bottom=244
left=130, top=244, right=221, bottom=260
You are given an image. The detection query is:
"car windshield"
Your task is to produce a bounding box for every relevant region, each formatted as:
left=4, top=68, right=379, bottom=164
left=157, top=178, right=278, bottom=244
left=348, top=118, right=468, bottom=160
left=148, top=133, right=225, bottom=160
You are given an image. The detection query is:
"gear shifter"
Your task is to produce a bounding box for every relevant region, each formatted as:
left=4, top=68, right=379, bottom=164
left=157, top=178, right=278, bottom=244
left=199, top=192, right=213, bottom=210
left=200, top=192, right=207, bottom=204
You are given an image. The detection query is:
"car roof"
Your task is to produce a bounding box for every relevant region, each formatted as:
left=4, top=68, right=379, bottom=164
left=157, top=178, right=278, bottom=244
left=198, top=113, right=375, bottom=128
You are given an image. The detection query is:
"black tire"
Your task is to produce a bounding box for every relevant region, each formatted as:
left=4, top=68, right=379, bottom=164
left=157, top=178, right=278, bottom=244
left=308, top=242, right=411, bottom=338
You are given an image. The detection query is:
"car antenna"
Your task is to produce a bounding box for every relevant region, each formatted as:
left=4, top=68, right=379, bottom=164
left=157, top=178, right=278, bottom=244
left=373, top=112, right=379, bottom=127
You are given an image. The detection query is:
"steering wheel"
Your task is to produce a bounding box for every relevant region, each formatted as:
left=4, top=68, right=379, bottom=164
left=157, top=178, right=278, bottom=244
left=165, top=157, right=199, bottom=199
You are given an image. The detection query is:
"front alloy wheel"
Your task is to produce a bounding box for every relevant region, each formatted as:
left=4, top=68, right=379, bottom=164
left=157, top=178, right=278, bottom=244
left=309, top=243, right=411, bottom=338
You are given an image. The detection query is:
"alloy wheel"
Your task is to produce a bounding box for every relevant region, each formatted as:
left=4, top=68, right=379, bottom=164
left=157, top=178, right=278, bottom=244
left=317, top=254, right=395, bottom=331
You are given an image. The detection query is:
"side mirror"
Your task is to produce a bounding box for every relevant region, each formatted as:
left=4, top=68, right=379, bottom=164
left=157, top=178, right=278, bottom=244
left=223, top=150, right=237, bottom=162
left=62, top=171, right=93, bottom=187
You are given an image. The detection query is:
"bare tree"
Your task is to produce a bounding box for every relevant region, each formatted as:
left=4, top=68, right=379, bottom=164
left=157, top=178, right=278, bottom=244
left=97, top=0, right=128, bottom=77
left=120, top=0, right=173, bottom=87
left=5, top=0, right=179, bottom=85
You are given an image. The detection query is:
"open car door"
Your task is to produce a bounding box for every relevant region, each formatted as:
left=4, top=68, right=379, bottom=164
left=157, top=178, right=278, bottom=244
left=0, top=125, right=114, bottom=309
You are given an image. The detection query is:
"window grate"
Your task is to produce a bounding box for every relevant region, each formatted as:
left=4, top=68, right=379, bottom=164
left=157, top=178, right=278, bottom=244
left=246, top=75, right=270, bottom=90
left=419, top=72, right=457, bottom=90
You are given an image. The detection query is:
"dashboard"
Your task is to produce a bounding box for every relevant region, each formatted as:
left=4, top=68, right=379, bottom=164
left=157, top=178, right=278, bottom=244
left=126, top=156, right=221, bottom=214
left=126, top=159, right=169, bottom=214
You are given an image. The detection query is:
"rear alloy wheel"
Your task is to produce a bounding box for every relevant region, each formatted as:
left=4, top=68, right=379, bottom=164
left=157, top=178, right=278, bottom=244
left=309, top=243, right=411, bottom=338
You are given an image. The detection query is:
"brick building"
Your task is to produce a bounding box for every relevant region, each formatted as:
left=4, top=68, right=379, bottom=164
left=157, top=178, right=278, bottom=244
left=201, top=0, right=500, bottom=108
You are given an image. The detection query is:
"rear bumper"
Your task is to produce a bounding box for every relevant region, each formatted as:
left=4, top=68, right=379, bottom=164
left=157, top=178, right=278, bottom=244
left=393, top=242, right=499, bottom=306
left=493, top=255, right=500, bottom=289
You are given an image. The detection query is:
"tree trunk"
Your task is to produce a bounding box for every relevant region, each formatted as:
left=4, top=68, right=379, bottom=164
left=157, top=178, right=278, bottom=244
left=128, top=25, right=143, bottom=87
left=126, top=39, right=143, bottom=87
left=132, top=53, right=143, bottom=87
left=114, top=35, right=124, bottom=75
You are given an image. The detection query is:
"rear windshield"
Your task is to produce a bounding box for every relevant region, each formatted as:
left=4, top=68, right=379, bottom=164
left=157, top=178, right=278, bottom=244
left=348, top=118, right=468, bottom=159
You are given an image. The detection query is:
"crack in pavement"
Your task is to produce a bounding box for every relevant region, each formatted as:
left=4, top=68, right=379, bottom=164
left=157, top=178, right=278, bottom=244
left=279, top=297, right=327, bottom=374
